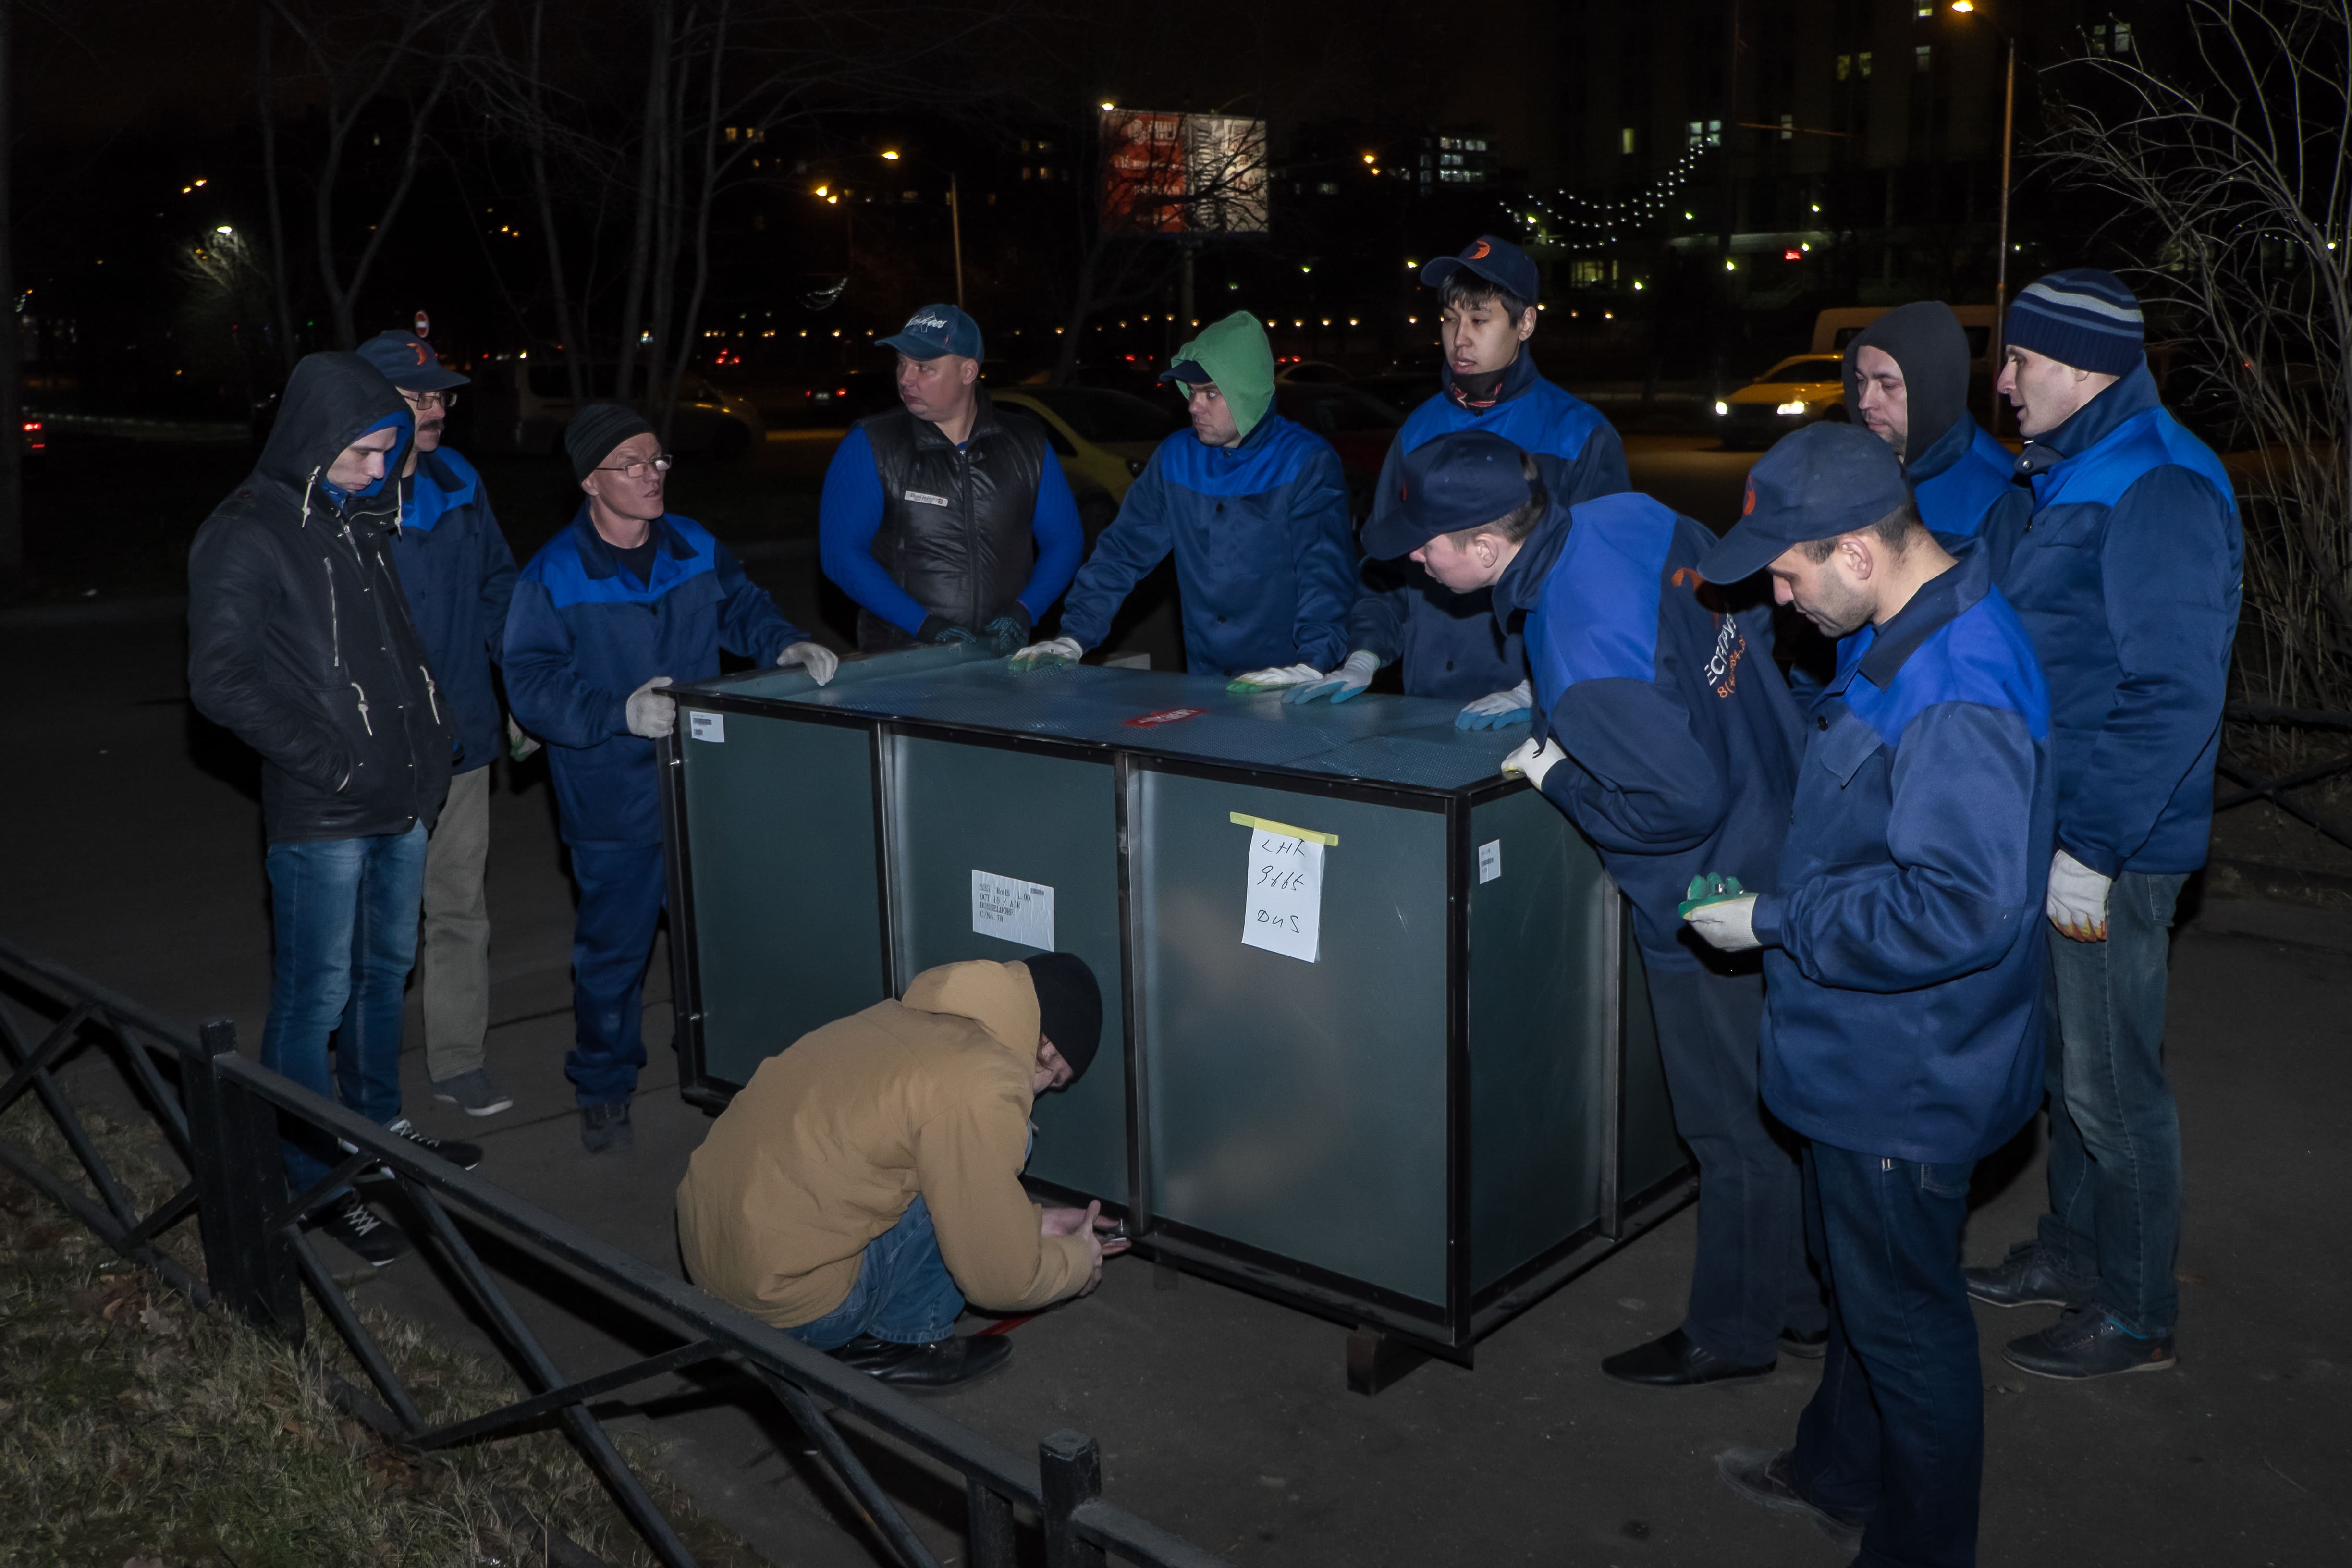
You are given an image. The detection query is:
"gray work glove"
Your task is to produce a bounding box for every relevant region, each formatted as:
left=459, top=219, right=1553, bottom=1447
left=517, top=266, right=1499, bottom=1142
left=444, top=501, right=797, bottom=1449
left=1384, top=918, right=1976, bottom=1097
left=1009, top=636, right=1083, bottom=674
left=1457, top=678, right=1534, bottom=730
left=1284, top=650, right=1380, bottom=705
left=777, top=640, right=839, bottom=686
left=625, top=676, right=676, bottom=738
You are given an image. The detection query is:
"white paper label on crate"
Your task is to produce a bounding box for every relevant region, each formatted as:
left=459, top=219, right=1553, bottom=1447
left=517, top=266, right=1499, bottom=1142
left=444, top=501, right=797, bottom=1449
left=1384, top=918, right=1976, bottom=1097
left=1232, top=813, right=1335, bottom=965
left=971, top=870, right=1055, bottom=950
left=1478, top=840, right=1502, bottom=884
left=688, top=710, right=725, bottom=743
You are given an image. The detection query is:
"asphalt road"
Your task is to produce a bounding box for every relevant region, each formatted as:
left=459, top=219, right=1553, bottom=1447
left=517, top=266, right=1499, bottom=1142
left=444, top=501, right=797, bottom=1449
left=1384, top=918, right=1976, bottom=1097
left=3, top=606, right=2348, bottom=1567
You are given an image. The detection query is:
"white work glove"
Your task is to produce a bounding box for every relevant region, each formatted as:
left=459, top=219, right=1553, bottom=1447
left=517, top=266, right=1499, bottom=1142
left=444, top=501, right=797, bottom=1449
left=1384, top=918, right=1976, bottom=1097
left=1228, top=662, right=1326, bottom=693
left=776, top=639, right=839, bottom=686
left=1500, top=735, right=1567, bottom=790
left=1008, top=636, right=1083, bottom=674
left=1456, top=679, right=1534, bottom=730
left=2046, top=848, right=2112, bottom=942
left=625, top=676, right=675, bottom=738
left=1685, top=894, right=1761, bottom=952
left=1284, top=650, right=1380, bottom=705
left=505, top=713, right=541, bottom=761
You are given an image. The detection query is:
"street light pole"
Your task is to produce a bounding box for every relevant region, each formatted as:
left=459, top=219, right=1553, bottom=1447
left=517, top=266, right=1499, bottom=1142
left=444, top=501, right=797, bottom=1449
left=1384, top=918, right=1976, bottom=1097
left=1990, top=33, right=2015, bottom=434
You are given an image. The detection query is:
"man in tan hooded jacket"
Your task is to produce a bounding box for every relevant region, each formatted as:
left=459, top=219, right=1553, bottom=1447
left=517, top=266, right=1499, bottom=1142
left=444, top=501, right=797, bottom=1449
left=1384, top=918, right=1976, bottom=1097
left=677, top=953, right=1121, bottom=1387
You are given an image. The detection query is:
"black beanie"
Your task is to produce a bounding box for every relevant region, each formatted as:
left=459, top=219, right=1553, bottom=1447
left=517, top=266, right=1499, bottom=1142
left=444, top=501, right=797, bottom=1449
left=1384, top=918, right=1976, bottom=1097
left=1024, top=953, right=1103, bottom=1081
left=565, top=402, right=657, bottom=481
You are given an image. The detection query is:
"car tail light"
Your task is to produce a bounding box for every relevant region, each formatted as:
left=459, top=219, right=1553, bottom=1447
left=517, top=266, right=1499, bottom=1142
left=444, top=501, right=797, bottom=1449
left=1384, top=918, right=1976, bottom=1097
left=836, top=387, right=847, bottom=397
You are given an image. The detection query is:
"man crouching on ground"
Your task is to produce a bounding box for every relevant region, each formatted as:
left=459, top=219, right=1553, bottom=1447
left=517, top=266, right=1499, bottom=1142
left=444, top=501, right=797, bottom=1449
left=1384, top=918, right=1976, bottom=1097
left=676, top=954, right=1127, bottom=1389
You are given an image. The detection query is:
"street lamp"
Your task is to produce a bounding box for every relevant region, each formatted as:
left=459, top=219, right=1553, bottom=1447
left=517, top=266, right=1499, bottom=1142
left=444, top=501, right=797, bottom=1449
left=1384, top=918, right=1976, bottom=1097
left=1952, top=0, right=2016, bottom=433
left=878, top=147, right=965, bottom=310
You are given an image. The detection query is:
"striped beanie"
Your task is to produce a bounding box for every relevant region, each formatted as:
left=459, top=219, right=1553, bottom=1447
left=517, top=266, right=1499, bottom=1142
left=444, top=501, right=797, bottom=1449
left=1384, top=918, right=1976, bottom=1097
left=2005, top=269, right=2144, bottom=376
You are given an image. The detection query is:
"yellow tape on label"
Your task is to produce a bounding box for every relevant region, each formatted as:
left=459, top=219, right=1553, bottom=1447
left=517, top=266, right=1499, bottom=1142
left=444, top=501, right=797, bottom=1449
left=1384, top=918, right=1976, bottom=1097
left=1228, top=812, right=1339, bottom=847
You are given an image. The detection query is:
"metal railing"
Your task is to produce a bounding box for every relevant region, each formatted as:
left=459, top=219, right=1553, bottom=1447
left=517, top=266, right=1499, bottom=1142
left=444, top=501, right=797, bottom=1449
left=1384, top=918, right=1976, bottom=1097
left=2218, top=702, right=2352, bottom=854
left=0, top=935, right=1227, bottom=1568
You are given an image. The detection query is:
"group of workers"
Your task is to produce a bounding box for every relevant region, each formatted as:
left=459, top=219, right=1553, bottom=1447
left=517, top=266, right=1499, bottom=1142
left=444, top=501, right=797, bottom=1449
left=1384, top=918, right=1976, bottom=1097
left=186, top=224, right=2238, bottom=1568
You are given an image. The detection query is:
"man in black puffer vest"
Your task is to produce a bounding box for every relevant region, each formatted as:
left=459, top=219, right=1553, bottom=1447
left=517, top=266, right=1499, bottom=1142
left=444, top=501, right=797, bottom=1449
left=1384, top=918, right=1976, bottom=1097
left=818, top=304, right=1083, bottom=654
left=189, top=350, right=479, bottom=1271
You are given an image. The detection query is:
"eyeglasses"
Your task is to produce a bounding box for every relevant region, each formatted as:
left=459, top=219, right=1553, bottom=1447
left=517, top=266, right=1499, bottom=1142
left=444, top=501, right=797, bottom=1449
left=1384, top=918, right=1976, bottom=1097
left=402, top=389, right=458, bottom=409
left=597, top=453, right=674, bottom=480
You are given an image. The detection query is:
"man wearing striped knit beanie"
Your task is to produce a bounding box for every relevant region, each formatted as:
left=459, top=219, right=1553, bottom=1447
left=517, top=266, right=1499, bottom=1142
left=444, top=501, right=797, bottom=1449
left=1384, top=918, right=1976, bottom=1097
left=1971, top=269, right=2242, bottom=1382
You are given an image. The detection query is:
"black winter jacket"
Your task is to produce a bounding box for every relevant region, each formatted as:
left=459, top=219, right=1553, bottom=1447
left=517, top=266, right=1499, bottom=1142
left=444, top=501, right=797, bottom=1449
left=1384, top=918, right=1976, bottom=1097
left=188, top=352, right=455, bottom=844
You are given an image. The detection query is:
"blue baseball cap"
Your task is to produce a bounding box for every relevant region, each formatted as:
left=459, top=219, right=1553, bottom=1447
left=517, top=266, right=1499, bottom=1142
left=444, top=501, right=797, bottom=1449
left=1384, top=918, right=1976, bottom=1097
left=876, top=303, right=983, bottom=361
left=1421, top=235, right=1540, bottom=308
left=1699, top=423, right=1913, bottom=584
left=356, top=329, right=468, bottom=392
left=1361, top=430, right=1533, bottom=559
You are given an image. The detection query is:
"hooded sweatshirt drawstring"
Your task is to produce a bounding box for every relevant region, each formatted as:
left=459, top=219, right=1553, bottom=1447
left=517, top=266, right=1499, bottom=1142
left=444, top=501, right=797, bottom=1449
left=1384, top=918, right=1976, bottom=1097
left=349, top=682, right=373, bottom=735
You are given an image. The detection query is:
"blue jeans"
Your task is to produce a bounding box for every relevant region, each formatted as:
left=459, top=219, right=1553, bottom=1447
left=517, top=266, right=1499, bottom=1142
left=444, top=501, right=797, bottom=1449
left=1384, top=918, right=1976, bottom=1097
left=786, top=1197, right=967, bottom=1350
left=1794, top=1142, right=1983, bottom=1568
left=260, top=825, right=428, bottom=1198
left=2034, top=870, right=2189, bottom=1340
left=1649, top=963, right=1822, bottom=1364
left=568, top=844, right=666, bottom=1106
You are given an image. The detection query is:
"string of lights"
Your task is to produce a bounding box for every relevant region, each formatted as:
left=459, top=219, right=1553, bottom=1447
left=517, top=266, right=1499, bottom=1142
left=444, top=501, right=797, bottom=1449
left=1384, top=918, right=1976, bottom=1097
left=1511, top=145, right=1716, bottom=245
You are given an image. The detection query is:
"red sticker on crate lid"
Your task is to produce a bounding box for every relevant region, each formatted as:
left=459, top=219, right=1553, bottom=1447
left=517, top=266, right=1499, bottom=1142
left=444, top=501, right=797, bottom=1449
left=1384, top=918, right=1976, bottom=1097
left=1122, top=706, right=1208, bottom=729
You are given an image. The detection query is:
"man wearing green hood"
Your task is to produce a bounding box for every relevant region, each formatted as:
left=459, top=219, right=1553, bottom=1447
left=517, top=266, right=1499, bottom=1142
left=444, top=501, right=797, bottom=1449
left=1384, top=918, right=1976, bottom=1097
left=1009, top=311, right=1356, bottom=680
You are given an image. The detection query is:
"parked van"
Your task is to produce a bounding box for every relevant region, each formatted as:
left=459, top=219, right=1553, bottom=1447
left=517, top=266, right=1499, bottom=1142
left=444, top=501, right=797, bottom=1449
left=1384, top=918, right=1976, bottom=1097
left=467, top=360, right=763, bottom=458
left=1811, top=305, right=1998, bottom=368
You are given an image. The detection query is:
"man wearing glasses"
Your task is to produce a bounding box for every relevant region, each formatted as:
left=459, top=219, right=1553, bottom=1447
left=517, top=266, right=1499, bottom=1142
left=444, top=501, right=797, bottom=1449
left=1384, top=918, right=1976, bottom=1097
left=506, top=403, right=840, bottom=1152
left=357, top=329, right=522, bottom=1122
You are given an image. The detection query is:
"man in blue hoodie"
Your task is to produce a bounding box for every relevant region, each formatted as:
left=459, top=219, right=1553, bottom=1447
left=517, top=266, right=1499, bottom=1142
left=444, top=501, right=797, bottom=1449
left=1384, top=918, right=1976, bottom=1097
left=1006, top=311, right=1355, bottom=682
left=1286, top=236, right=1629, bottom=723
left=357, top=329, right=520, bottom=1120
left=505, top=404, right=839, bottom=1153
left=1690, top=423, right=2053, bottom=1568
left=1969, top=270, right=2241, bottom=1381
left=1364, top=430, right=1821, bottom=1388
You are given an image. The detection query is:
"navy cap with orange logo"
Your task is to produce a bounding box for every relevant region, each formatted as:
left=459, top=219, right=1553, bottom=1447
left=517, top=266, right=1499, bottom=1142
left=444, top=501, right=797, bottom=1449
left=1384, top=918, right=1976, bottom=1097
left=1360, top=429, right=1533, bottom=559
left=357, top=329, right=468, bottom=392
left=1698, top=423, right=1912, bottom=584
left=1421, top=235, right=1540, bottom=306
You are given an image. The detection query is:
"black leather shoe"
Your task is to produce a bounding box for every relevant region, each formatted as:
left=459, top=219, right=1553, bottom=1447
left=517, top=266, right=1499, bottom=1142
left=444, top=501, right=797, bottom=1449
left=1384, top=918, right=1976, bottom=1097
left=1601, top=1328, right=1776, bottom=1387
left=831, top=1333, right=1012, bottom=1390
left=1715, top=1448, right=1865, bottom=1551
left=1779, top=1325, right=1830, bottom=1360
left=1964, top=1247, right=2093, bottom=1311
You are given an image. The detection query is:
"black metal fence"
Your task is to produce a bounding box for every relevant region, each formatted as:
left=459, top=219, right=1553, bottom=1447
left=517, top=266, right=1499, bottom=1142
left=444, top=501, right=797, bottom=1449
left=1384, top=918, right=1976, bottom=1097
left=0, top=935, right=1227, bottom=1568
left=2218, top=703, right=2352, bottom=853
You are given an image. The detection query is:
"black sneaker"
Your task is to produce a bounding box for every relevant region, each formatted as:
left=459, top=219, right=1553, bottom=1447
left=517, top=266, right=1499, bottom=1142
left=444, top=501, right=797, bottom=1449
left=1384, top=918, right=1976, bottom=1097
left=1964, top=1246, right=2094, bottom=1311
left=2005, top=1308, right=2177, bottom=1380
left=386, top=1117, right=482, bottom=1171
left=314, top=1192, right=413, bottom=1267
left=580, top=1101, right=633, bottom=1155
left=1715, top=1447, right=1865, bottom=1551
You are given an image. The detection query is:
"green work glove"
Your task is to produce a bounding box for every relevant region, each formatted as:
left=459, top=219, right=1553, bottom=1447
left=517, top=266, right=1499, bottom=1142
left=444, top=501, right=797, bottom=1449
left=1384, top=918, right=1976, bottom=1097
left=1008, top=636, right=1082, bottom=674
left=1678, top=872, right=1748, bottom=919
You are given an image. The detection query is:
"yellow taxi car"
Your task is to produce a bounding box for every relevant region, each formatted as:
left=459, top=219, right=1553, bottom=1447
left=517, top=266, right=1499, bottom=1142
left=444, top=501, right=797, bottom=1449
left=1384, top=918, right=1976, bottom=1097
left=1713, top=353, right=1849, bottom=450
left=992, top=386, right=1184, bottom=544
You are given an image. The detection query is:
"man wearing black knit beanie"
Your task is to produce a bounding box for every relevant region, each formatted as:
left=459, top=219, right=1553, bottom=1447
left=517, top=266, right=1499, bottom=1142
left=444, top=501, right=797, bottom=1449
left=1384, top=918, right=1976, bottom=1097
left=677, top=953, right=1129, bottom=1389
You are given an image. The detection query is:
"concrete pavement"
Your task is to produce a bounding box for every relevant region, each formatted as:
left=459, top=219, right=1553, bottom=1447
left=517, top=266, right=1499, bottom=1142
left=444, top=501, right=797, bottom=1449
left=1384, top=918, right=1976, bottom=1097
left=5, top=599, right=2349, bottom=1566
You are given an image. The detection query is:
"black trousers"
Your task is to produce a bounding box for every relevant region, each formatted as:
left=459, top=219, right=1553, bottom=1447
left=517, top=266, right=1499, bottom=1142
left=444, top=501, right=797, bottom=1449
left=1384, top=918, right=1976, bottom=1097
left=1646, top=960, right=1824, bottom=1364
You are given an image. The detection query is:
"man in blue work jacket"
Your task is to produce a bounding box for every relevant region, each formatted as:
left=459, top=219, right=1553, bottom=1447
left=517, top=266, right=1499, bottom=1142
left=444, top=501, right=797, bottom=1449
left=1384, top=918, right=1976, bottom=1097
left=818, top=304, right=1082, bottom=655
left=1364, top=430, right=1822, bottom=1388
left=1844, top=301, right=2020, bottom=550
left=1970, top=270, right=2241, bottom=1381
left=1689, top=423, right=2053, bottom=1568
left=506, top=404, right=840, bottom=1153
left=357, top=329, right=521, bottom=1120
left=1006, top=311, right=1355, bottom=684
left=1289, top=236, right=1629, bottom=724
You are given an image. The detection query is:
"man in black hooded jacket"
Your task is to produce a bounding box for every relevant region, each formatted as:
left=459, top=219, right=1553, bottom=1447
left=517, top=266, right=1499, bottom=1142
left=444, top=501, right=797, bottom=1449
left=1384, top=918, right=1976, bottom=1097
left=1841, top=301, right=2021, bottom=549
left=189, top=350, right=480, bottom=1269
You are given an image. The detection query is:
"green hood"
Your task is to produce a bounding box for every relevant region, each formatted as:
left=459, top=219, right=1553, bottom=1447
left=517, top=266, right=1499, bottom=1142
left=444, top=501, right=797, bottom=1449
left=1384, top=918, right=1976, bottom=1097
left=1170, top=311, right=1275, bottom=440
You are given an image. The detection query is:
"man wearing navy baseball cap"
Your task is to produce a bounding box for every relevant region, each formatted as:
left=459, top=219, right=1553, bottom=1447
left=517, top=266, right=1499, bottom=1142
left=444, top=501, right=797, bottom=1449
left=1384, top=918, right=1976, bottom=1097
left=1969, top=270, right=2240, bottom=1381
left=819, top=302, right=1082, bottom=655
left=1290, top=234, right=1629, bottom=727
left=1368, top=429, right=1821, bottom=1392
left=355, top=328, right=521, bottom=1122
left=1686, top=422, right=2052, bottom=1568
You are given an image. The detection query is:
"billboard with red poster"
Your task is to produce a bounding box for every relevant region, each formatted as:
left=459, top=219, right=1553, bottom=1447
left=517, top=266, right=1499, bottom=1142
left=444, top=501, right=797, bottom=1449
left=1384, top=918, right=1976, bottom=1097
left=1099, top=110, right=1268, bottom=236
